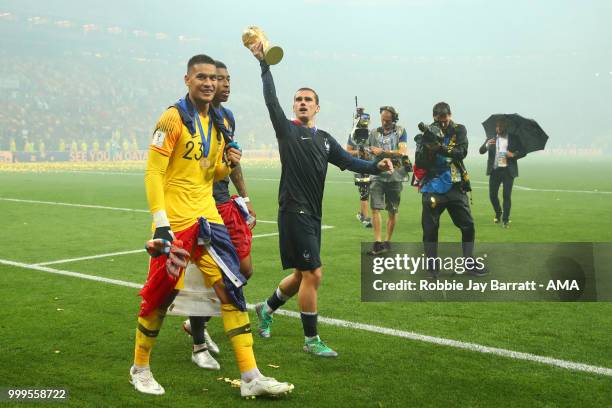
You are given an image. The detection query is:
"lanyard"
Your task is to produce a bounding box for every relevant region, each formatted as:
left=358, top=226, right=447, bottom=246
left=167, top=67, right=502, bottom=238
left=496, top=135, right=507, bottom=153
left=381, top=128, right=396, bottom=149
left=194, top=111, right=213, bottom=158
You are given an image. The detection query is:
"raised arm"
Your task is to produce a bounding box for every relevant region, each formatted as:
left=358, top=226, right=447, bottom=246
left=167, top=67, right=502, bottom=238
left=249, top=41, right=290, bottom=137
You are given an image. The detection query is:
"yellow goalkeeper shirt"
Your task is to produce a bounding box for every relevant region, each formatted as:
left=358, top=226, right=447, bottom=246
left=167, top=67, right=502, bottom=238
left=145, top=106, right=230, bottom=231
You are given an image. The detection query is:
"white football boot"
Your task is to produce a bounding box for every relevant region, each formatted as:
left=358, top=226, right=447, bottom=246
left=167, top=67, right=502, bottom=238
left=203, top=328, right=220, bottom=355
left=183, top=319, right=220, bottom=355
left=129, top=366, right=165, bottom=395
left=191, top=346, right=220, bottom=370
left=240, top=376, right=294, bottom=399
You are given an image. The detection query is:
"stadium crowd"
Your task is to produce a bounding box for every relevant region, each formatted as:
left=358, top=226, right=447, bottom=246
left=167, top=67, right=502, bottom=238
left=0, top=54, right=177, bottom=153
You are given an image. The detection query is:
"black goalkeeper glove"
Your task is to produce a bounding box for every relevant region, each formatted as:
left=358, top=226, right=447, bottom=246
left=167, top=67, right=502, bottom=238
left=153, top=226, right=174, bottom=243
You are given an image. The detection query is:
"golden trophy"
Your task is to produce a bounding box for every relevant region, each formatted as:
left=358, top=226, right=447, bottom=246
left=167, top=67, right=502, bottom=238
left=242, top=26, right=283, bottom=65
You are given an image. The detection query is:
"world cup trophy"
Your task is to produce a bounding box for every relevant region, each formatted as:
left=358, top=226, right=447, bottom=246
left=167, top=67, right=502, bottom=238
left=242, top=26, right=284, bottom=65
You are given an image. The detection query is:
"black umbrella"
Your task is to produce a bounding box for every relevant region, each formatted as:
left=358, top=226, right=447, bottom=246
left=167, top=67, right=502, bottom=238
left=482, top=113, right=549, bottom=154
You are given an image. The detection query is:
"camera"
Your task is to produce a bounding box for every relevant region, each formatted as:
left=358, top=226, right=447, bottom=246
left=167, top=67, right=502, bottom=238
left=414, top=122, right=445, bottom=170
left=349, top=98, right=372, bottom=187
left=351, top=106, right=371, bottom=147
left=377, top=152, right=412, bottom=175
left=398, top=155, right=413, bottom=173
left=418, top=122, right=445, bottom=146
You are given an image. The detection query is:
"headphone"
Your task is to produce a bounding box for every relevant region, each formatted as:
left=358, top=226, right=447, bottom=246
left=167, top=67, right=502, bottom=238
left=379, top=106, right=399, bottom=123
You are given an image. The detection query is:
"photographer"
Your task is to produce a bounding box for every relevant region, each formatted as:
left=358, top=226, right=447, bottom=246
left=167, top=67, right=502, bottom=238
left=367, top=106, right=408, bottom=255
left=346, top=114, right=372, bottom=228
left=479, top=119, right=525, bottom=228
left=415, top=102, right=485, bottom=277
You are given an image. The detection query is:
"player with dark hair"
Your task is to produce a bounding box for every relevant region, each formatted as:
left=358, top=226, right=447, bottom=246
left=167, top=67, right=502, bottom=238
left=182, top=60, right=258, bottom=369
left=129, top=54, right=293, bottom=398
left=247, top=43, right=393, bottom=357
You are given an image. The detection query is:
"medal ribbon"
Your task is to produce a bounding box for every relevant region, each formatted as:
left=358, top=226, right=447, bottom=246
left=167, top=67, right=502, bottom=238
left=194, top=111, right=213, bottom=159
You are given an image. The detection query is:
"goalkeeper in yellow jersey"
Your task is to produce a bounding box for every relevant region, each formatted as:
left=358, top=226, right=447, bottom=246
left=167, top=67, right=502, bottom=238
left=130, top=54, right=293, bottom=399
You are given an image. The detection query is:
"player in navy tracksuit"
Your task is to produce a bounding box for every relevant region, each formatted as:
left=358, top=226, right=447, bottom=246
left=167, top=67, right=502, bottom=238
left=248, top=42, right=394, bottom=357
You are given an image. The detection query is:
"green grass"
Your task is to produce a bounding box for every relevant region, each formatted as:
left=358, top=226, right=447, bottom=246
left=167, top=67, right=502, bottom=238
left=1, top=158, right=612, bottom=407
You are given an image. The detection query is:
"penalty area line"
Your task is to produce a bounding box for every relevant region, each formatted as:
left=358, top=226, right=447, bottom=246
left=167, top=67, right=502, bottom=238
left=0, top=258, right=611, bottom=378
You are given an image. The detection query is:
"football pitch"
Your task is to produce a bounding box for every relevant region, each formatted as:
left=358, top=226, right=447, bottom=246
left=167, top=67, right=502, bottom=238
left=1, top=158, right=611, bottom=407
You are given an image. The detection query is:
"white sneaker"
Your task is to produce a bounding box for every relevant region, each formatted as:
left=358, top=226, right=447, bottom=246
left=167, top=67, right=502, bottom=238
left=191, top=348, right=220, bottom=370
left=203, top=328, right=220, bottom=355
left=129, top=366, right=165, bottom=395
left=182, top=319, right=192, bottom=335
left=240, top=376, right=294, bottom=399
left=183, top=320, right=220, bottom=355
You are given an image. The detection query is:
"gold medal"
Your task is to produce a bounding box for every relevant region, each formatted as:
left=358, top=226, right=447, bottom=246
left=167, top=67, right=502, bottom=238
left=194, top=111, right=213, bottom=170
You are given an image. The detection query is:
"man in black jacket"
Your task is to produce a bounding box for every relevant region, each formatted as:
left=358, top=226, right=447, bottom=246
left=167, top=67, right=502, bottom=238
left=479, top=120, right=525, bottom=228
left=415, top=102, right=484, bottom=277
left=248, top=42, right=393, bottom=357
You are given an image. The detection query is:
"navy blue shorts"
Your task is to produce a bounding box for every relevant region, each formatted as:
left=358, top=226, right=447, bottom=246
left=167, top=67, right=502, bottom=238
left=278, top=211, right=322, bottom=271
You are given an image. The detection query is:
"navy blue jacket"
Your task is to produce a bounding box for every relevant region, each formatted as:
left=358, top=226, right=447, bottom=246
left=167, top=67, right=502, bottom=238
left=260, top=60, right=381, bottom=218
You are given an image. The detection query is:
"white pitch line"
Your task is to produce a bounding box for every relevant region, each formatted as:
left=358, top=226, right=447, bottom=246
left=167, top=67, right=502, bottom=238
left=251, top=232, right=281, bottom=239
left=254, top=178, right=612, bottom=195
left=0, top=170, right=144, bottom=177
left=0, top=197, right=289, bottom=225
left=253, top=177, right=612, bottom=194
left=4, top=170, right=612, bottom=194
left=469, top=180, right=612, bottom=194
left=0, top=258, right=142, bottom=289
left=31, top=227, right=334, bottom=267
left=34, top=249, right=146, bottom=266
left=514, top=186, right=612, bottom=194
left=272, top=309, right=612, bottom=377
left=0, top=197, right=149, bottom=213
left=1, top=258, right=611, bottom=378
